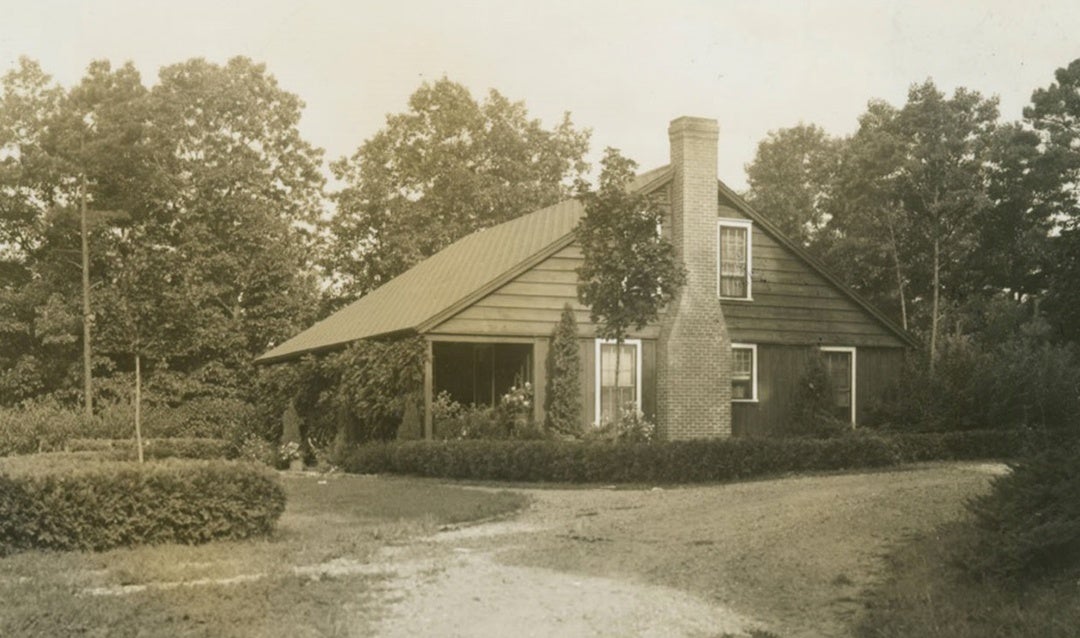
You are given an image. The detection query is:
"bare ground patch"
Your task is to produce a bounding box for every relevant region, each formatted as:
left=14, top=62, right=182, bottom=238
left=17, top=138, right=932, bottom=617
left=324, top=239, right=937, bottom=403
left=364, top=462, right=1002, bottom=638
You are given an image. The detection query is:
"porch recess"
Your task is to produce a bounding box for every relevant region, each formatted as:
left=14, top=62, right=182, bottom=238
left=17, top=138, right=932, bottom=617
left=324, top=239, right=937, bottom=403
left=422, top=336, right=548, bottom=439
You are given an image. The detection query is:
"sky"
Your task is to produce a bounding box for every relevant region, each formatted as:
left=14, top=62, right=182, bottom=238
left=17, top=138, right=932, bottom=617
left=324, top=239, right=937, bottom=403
left=1, top=0, right=1079, bottom=190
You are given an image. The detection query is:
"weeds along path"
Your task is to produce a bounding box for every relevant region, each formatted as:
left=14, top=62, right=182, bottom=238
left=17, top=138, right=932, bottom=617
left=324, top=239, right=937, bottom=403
left=367, top=462, right=1004, bottom=638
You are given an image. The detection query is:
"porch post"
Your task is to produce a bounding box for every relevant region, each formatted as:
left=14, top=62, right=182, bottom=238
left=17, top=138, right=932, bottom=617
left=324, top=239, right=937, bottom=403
left=423, top=338, right=433, bottom=440
left=532, top=337, right=548, bottom=426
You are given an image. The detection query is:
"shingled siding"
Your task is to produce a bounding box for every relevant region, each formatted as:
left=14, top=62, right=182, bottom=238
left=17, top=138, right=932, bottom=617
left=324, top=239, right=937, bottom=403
left=718, top=204, right=906, bottom=348
left=429, top=244, right=661, bottom=339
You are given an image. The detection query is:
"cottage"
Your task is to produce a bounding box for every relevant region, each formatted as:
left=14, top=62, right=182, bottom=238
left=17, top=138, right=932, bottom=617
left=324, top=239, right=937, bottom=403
left=257, top=117, right=914, bottom=439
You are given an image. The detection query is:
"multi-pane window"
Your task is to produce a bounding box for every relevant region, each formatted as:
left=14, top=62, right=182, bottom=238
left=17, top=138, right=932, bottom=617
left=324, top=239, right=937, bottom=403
left=821, top=347, right=856, bottom=425
left=718, top=220, right=752, bottom=299
left=731, top=344, right=757, bottom=401
left=596, top=340, right=640, bottom=423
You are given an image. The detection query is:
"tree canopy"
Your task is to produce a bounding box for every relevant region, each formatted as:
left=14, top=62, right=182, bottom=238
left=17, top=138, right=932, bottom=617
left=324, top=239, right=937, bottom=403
left=745, top=68, right=1079, bottom=364
left=325, top=78, right=590, bottom=301
left=576, top=148, right=686, bottom=342
left=0, top=56, right=323, bottom=406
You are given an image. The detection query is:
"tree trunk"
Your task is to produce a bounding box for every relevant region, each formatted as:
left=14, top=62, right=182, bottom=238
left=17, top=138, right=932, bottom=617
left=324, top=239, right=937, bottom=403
left=887, top=219, right=908, bottom=330
left=930, top=236, right=940, bottom=374
left=135, top=353, right=144, bottom=464
left=80, top=177, right=93, bottom=418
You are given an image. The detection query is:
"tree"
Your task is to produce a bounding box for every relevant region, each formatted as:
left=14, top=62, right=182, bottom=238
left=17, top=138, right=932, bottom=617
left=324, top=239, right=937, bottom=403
left=139, top=57, right=324, bottom=392
left=326, top=78, right=590, bottom=300
left=576, top=148, right=686, bottom=421
left=0, top=59, right=150, bottom=412
left=545, top=304, right=582, bottom=435
left=743, top=123, right=842, bottom=246
left=822, top=82, right=1000, bottom=365
left=0, top=59, right=67, bottom=404
left=0, top=56, right=325, bottom=411
left=1025, top=58, right=1080, bottom=342
left=970, top=123, right=1055, bottom=299
left=94, top=234, right=198, bottom=461
left=49, top=60, right=150, bottom=417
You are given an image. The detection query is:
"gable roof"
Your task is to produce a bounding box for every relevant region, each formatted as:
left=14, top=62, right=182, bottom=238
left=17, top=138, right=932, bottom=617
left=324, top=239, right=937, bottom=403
left=256, top=199, right=584, bottom=364
left=257, top=165, right=913, bottom=363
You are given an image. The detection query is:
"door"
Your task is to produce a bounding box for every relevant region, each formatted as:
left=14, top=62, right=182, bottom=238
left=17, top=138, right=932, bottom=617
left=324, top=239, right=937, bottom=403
left=822, top=348, right=855, bottom=425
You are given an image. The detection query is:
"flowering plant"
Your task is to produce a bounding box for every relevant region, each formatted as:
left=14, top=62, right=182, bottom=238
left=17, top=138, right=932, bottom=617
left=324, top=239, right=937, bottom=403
left=278, top=440, right=302, bottom=462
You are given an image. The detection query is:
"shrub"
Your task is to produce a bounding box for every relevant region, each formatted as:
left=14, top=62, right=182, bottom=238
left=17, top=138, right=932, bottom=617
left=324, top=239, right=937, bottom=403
left=545, top=304, right=582, bottom=436
left=0, top=458, right=286, bottom=555
left=788, top=350, right=849, bottom=437
left=964, top=441, right=1080, bottom=583
left=152, top=397, right=257, bottom=440
left=66, top=438, right=232, bottom=461
left=0, top=399, right=257, bottom=458
left=584, top=402, right=657, bottom=443
left=235, top=434, right=279, bottom=467
left=434, top=384, right=545, bottom=440
left=0, top=402, right=85, bottom=456
left=335, top=428, right=1079, bottom=484
left=873, top=319, right=1080, bottom=432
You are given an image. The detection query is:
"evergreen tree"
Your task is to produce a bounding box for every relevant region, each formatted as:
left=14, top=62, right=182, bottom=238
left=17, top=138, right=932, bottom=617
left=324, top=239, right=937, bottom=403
left=545, top=304, right=582, bottom=435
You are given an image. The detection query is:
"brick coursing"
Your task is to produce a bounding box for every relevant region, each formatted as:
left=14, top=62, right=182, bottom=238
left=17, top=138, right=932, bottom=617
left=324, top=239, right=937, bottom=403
left=657, top=117, right=732, bottom=440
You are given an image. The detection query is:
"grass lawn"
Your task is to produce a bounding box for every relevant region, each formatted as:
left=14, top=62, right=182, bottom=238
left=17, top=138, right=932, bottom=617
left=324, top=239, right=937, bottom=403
left=0, top=471, right=527, bottom=638
left=855, top=519, right=1080, bottom=638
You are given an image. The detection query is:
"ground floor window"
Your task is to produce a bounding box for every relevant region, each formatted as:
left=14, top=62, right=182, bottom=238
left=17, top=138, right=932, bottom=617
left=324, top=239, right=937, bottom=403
left=594, top=339, right=641, bottom=423
left=821, top=347, right=856, bottom=425
left=731, top=343, right=757, bottom=401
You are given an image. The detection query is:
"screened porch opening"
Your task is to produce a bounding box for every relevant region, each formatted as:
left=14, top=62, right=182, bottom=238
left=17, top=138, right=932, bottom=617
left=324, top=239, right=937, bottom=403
left=432, top=342, right=533, bottom=408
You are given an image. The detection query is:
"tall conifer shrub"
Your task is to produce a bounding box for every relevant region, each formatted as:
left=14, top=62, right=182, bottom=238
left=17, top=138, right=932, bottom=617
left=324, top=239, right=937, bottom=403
left=546, top=304, right=582, bottom=435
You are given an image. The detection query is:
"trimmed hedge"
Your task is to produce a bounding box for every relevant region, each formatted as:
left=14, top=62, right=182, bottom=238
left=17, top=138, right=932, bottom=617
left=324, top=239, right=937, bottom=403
left=66, top=438, right=232, bottom=460
left=335, top=429, right=1078, bottom=484
left=0, top=400, right=255, bottom=457
left=0, top=458, right=286, bottom=555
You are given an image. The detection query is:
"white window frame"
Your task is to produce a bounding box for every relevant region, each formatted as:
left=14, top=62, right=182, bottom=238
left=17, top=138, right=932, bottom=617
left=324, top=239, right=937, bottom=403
left=820, top=346, right=857, bottom=426
left=731, top=343, right=758, bottom=403
left=594, top=338, right=643, bottom=424
left=717, top=218, right=753, bottom=300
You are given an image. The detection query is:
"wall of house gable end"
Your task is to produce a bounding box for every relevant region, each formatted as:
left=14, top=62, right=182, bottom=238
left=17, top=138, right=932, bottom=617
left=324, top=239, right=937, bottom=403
left=428, top=243, right=660, bottom=339
left=716, top=203, right=906, bottom=348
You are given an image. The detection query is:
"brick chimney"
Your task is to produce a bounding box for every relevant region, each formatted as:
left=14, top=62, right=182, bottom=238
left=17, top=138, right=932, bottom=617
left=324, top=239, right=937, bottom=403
left=657, top=117, right=732, bottom=439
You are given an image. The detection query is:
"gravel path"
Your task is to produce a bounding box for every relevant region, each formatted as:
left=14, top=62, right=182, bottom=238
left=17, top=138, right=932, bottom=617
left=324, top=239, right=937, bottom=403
left=365, top=462, right=1003, bottom=637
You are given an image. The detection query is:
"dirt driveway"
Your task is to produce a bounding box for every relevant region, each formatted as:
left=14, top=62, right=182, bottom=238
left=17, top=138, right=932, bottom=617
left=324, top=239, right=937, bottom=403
left=363, top=462, right=1005, bottom=638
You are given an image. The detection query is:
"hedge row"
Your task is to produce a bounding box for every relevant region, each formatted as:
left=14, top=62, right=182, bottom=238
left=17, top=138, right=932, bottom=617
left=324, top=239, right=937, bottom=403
left=335, top=429, right=1077, bottom=484
left=0, top=399, right=255, bottom=457
left=66, top=438, right=232, bottom=460
left=0, top=458, right=286, bottom=555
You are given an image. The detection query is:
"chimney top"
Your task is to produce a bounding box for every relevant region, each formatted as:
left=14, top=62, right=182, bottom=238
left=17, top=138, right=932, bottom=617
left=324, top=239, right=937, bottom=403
left=668, top=116, right=719, bottom=138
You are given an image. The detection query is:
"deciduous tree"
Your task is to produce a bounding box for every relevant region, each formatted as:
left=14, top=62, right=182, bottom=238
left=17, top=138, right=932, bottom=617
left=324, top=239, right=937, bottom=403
left=744, top=123, right=842, bottom=246
left=326, top=79, right=590, bottom=300
left=576, top=148, right=685, bottom=420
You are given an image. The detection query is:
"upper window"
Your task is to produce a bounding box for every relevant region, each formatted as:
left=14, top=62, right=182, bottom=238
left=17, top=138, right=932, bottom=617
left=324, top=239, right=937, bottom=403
left=594, top=339, right=642, bottom=424
left=731, top=343, right=757, bottom=402
left=718, top=219, right=753, bottom=299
